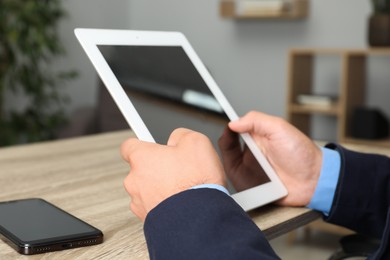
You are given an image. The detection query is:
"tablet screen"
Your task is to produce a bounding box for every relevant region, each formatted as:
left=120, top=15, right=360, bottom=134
left=98, top=45, right=270, bottom=193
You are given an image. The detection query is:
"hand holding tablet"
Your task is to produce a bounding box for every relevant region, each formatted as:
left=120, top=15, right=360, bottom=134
left=75, top=28, right=287, bottom=211
left=121, top=128, right=228, bottom=220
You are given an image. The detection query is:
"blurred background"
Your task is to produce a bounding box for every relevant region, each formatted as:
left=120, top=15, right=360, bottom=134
left=2, top=0, right=390, bottom=145
left=1, top=0, right=389, bottom=258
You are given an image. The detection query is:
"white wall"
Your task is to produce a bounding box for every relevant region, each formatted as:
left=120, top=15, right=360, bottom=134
left=58, top=0, right=390, bottom=140
left=56, top=0, right=130, bottom=112
left=126, top=0, right=370, bottom=115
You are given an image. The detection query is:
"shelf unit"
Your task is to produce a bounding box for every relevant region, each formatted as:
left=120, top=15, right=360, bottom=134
left=220, top=0, right=309, bottom=19
left=286, top=48, right=390, bottom=147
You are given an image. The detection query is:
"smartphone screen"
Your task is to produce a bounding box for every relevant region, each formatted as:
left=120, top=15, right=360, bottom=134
left=0, top=198, right=103, bottom=255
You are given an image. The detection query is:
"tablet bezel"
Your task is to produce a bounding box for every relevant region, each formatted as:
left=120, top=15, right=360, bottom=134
left=75, top=28, right=287, bottom=211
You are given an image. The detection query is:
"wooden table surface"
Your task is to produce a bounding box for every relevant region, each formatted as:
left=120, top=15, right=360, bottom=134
left=4, top=131, right=385, bottom=259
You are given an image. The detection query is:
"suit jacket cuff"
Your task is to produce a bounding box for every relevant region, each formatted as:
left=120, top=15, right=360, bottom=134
left=144, top=188, right=279, bottom=260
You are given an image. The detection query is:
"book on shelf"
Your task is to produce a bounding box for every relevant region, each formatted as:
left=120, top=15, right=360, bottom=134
left=296, top=94, right=338, bottom=107
left=235, top=0, right=291, bottom=16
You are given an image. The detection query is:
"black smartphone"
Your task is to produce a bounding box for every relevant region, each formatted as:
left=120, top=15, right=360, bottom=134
left=0, top=198, right=103, bottom=255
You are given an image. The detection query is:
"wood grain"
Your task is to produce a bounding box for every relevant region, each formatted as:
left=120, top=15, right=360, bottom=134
left=0, top=131, right=322, bottom=259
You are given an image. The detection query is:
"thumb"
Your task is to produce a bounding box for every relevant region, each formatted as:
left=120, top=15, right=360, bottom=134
left=229, top=111, right=275, bottom=136
left=228, top=111, right=262, bottom=134
left=228, top=119, right=252, bottom=134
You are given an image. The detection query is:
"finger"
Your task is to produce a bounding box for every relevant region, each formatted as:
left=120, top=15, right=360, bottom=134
left=167, top=128, right=195, bottom=147
left=130, top=199, right=147, bottom=222
left=123, top=172, right=136, bottom=195
left=218, top=127, right=242, bottom=170
left=120, top=138, right=142, bottom=162
left=121, top=138, right=161, bottom=163
left=124, top=174, right=147, bottom=221
left=229, top=111, right=276, bottom=136
left=218, top=126, right=240, bottom=151
left=228, top=111, right=261, bottom=133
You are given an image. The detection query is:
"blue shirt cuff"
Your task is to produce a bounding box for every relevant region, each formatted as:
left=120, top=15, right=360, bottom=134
left=307, top=147, right=341, bottom=216
left=191, top=184, right=230, bottom=196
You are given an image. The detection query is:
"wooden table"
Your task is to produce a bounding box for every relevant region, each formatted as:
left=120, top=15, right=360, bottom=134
left=0, top=131, right=328, bottom=259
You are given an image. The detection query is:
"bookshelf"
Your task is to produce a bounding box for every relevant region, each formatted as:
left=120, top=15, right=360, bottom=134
left=286, top=48, right=390, bottom=147
left=220, top=0, right=309, bottom=19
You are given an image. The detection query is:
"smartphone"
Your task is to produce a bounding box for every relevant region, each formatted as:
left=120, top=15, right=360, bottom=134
left=0, top=198, right=103, bottom=255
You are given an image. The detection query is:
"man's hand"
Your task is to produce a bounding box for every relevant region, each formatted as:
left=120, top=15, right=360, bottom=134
left=121, top=128, right=227, bottom=221
left=219, top=111, right=323, bottom=207
left=218, top=127, right=270, bottom=192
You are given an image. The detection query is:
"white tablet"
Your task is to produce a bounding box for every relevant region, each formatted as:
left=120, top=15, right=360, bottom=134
left=75, top=28, right=287, bottom=211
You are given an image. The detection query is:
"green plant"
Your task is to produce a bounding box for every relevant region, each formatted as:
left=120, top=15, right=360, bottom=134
left=372, top=0, right=390, bottom=14
left=0, top=0, right=77, bottom=146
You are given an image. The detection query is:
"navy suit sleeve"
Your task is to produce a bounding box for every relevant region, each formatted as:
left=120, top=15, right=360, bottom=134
left=325, top=144, right=390, bottom=259
left=143, top=188, right=280, bottom=260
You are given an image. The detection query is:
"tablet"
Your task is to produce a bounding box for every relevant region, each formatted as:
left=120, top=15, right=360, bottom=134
left=75, top=28, right=287, bottom=211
